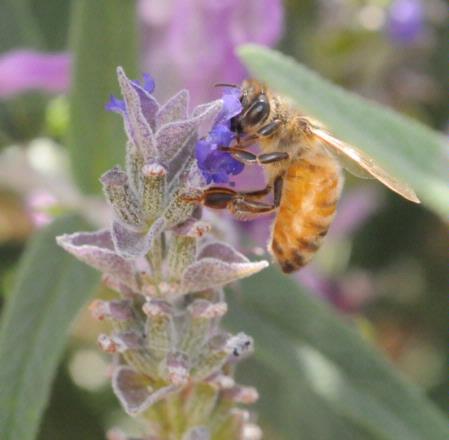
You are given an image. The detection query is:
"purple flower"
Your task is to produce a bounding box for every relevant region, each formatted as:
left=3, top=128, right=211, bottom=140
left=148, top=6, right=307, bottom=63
left=139, top=0, right=284, bottom=104
left=105, top=73, right=155, bottom=114
left=387, top=0, right=424, bottom=44
left=0, top=50, right=71, bottom=99
left=195, top=87, right=244, bottom=184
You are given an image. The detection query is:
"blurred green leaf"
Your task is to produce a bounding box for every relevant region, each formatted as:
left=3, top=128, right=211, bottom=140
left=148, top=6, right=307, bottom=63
left=0, top=1, right=47, bottom=145
left=37, top=363, right=105, bottom=440
left=0, top=0, right=43, bottom=51
left=238, top=45, right=449, bottom=219
left=226, top=268, right=449, bottom=440
left=0, top=93, right=47, bottom=145
left=0, top=215, right=100, bottom=440
left=30, top=0, right=73, bottom=50
left=68, top=0, right=138, bottom=194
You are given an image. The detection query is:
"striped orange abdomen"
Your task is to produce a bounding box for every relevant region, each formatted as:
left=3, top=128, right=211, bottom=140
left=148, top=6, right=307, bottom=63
left=270, top=152, right=343, bottom=273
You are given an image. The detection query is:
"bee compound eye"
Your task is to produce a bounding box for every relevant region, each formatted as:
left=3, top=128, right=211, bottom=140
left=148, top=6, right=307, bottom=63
left=244, top=95, right=270, bottom=126
left=230, top=116, right=242, bottom=134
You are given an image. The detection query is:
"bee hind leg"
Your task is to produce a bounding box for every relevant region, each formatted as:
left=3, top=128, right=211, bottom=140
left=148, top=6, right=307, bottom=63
left=182, top=176, right=284, bottom=221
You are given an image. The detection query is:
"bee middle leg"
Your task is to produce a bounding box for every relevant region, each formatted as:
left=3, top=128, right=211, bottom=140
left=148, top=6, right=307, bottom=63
left=219, top=147, right=289, bottom=166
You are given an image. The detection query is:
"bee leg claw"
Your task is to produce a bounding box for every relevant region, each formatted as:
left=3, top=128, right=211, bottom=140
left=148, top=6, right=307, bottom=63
left=180, top=189, right=204, bottom=203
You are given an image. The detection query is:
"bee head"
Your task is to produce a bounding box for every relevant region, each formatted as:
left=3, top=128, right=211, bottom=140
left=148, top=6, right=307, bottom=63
left=231, top=79, right=270, bottom=135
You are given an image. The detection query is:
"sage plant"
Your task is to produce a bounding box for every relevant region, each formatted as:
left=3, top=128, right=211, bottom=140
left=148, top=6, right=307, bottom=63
left=57, top=67, right=267, bottom=440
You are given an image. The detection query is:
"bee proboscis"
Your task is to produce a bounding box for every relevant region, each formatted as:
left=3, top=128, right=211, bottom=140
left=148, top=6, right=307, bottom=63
left=193, top=80, right=420, bottom=273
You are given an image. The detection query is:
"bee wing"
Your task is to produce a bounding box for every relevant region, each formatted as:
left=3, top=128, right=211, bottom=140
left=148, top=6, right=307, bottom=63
left=312, top=127, right=420, bottom=203
left=324, top=147, right=373, bottom=179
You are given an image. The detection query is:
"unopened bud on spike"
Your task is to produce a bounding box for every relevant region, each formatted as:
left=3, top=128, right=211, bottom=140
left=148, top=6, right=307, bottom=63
left=98, top=334, right=118, bottom=353
left=100, top=166, right=143, bottom=227
left=224, top=386, right=259, bottom=404
left=242, top=424, right=263, bottom=440
left=166, top=352, right=190, bottom=386
left=143, top=300, right=175, bottom=358
left=97, top=332, right=142, bottom=353
left=89, top=299, right=134, bottom=321
left=142, top=299, right=172, bottom=318
left=188, top=300, right=228, bottom=319
left=142, top=162, right=167, bottom=219
left=207, top=373, right=235, bottom=390
left=226, top=333, right=253, bottom=358
left=174, top=217, right=211, bottom=238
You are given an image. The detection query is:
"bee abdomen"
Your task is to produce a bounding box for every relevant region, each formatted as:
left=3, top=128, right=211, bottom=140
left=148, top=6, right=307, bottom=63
left=269, top=155, right=343, bottom=273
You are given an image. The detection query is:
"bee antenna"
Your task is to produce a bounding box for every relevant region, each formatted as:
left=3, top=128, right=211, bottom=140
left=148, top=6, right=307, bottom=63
left=214, top=82, right=240, bottom=89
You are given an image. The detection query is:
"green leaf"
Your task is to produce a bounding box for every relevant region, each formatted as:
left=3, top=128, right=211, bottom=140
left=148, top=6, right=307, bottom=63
left=226, top=268, right=449, bottom=440
left=0, top=1, right=47, bottom=145
left=0, top=0, right=44, bottom=51
left=237, top=45, right=449, bottom=219
left=0, top=215, right=100, bottom=440
left=68, top=0, right=138, bottom=194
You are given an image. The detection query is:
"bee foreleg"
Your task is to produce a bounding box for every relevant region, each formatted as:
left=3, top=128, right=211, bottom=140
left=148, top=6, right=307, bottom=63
left=258, top=152, right=289, bottom=164
left=273, top=175, right=283, bottom=207
left=257, top=119, right=282, bottom=137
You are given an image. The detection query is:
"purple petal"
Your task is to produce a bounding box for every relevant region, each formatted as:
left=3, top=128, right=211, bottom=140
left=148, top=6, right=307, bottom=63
left=209, top=124, right=235, bottom=146
left=105, top=95, right=126, bottom=113
left=0, top=50, right=71, bottom=98
left=195, top=139, right=211, bottom=165
left=132, top=73, right=155, bottom=94
left=196, top=146, right=244, bottom=184
left=216, top=88, right=243, bottom=124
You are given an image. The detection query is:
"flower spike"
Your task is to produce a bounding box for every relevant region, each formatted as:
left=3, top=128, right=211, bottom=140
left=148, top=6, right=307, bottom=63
left=57, top=67, right=266, bottom=438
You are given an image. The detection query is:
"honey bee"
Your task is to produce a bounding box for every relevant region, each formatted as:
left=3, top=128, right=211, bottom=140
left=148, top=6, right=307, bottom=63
left=194, top=80, right=420, bottom=273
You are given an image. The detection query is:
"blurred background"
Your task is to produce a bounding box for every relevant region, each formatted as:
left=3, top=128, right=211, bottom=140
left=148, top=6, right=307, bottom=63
left=0, top=0, right=447, bottom=439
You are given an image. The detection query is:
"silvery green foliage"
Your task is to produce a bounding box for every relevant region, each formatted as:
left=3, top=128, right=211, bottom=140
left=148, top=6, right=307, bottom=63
left=57, top=67, right=266, bottom=440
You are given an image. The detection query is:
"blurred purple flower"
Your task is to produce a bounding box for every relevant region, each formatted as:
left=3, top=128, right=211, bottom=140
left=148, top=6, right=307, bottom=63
left=297, top=266, right=375, bottom=314
left=196, top=87, right=244, bottom=183
left=328, top=186, right=383, bottom=239
left=0, top=1, right=283, bottom=102
left=295, top=186, right=383, bottom=312
left=139, top=0, right=284, bottom=104
left=386, top=0, right=424, bottom=44
left=0, top=50, right=71, bottom=99
left=26, top=190, right=58, bottom=228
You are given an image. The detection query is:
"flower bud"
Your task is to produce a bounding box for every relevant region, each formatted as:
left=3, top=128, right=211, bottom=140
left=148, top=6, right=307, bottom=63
left=89, top=299, right=134, bottom=321
left=143, top=299, right=175, bottom=358
left=100, top=167, right=143, bottom=227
